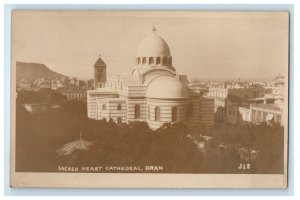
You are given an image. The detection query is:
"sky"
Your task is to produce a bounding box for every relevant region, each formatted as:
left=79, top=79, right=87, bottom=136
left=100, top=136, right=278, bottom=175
left=11, top=11, right=289, bottom=80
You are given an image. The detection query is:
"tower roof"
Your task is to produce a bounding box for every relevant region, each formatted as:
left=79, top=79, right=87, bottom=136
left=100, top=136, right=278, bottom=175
left=94, top=56, right=106, bottom=67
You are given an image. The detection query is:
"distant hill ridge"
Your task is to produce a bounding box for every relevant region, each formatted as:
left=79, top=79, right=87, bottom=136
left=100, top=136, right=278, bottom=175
left=16, top=61, right=67, bottom=81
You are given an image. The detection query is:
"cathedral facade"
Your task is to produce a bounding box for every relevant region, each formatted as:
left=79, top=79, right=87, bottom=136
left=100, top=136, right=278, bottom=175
left=87, top=28, right=214, bottom=130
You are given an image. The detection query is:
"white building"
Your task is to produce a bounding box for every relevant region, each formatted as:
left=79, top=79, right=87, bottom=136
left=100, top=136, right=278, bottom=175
left=227, top=102, right=283, bottom=126
left=266, top=73, right=285, bottom=98
left=87, top=28, right=214, bottom=129
left=51, top=79, right=63, bottom=90
left=250, top=104, right=283, bottom=126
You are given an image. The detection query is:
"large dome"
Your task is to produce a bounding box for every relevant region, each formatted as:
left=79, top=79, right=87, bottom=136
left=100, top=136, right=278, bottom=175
left=137, top=30, right=171, bottom=57
left=146, top=76, right=189, bottom=99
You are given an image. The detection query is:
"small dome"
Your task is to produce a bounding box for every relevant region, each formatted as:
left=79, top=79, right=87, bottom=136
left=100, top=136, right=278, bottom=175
left=146, top=76, right=189, bottom=99
left=137, top=30, right=171, bottom=57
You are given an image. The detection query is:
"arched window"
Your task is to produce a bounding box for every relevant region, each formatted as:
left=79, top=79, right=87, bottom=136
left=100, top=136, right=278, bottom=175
left=142, top=57, right=146, bottom=65
left=102, top=104, right=106, bottom=110
left=117, top=104, right=122, bottom=110
left=187, top=103, right=193, bottom=118
left=162, top=57, right=168, bottom=65
left=97, top=70, right=102, bottom=81
left=169, top=57, right=172, bottom=65
left=156, top=57, right=161, bottom=64
left=148, top=105, right=150, bottom=120
left=134, top=105, right=140, bottom=119
left=172, top=107, right=178, bottom=122
left=186, top=105, right=189, bottom=118
left=149, top=57, right=154, bottom=64
left=117, top=117, right=122, bottom=124
left=137, top=57, right=141, bottom=64
left=155, top=107, right=160, bottom=121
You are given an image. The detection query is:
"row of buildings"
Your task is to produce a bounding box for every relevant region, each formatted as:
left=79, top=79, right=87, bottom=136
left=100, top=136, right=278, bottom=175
left=206, top=73, right=285, bottom=126
left=17, top=77, right=84, bottom=90
left=17, top=76, right=93, bottom=102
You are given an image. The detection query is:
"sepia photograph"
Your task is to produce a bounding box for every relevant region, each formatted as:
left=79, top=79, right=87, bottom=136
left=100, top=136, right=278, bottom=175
left=10, top=10, right=289, bottom=188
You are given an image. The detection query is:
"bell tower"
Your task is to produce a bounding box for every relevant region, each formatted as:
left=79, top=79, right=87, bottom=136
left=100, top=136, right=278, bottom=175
left=93, top=55, right=107, bottom=89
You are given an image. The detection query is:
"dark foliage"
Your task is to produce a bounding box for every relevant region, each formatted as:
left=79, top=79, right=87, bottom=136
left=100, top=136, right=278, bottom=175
left=201, top=123, right=284, bottom=173
left=17, top=88, right=67, bottom=105
left=16, top=109, right=204, bottom=173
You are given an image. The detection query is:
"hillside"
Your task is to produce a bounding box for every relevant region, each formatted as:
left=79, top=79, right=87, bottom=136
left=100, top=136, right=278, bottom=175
left=16, top=61, right=67, bottom=81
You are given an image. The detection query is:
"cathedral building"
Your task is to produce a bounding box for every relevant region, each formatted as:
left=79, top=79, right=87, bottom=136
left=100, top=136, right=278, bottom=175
left=87, top=28, right=214, bottom=130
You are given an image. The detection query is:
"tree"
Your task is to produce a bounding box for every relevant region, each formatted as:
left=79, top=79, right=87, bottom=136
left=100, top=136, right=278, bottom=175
left=61, top=100, right=86, bottom=116
left=17, top=89, right=66, bottom=105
